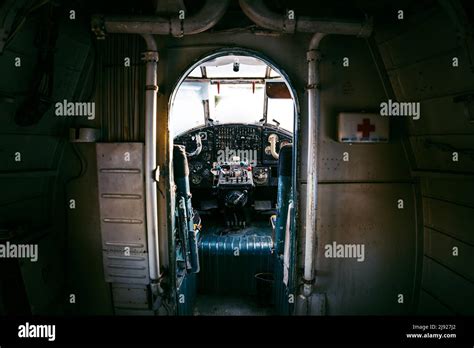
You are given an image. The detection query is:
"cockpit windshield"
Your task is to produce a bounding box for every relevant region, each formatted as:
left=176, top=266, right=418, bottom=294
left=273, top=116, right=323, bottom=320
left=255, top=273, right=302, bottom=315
left=171, top=55, right=294, bottom=137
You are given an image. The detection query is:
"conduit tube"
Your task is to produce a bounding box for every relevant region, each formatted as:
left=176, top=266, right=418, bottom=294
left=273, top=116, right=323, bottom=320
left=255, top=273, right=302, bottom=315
left=304, top=32, right=372, bottom=300
left=93, top=0, right=230, bottom=37
left=303, top=32, right=326, bottom=298
left=141, top=33, right=160, bottom=280
left=239, top=0, right=372, bottom=36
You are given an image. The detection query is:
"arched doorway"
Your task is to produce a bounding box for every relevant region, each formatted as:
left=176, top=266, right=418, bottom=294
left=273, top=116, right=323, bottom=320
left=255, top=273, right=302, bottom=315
left=168, top=48, right=299, bottom=315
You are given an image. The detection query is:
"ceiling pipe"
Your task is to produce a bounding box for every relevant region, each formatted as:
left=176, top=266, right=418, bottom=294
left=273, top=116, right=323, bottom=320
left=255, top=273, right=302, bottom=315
left=238, top=0, right=373, bottom=36
left=239, top=0, right=373, bottom=314
left=141, top=34, right=161, bottom=282
left=92, top=0, right=230, bottom=37
left=302, top=32, right=326, bottom=304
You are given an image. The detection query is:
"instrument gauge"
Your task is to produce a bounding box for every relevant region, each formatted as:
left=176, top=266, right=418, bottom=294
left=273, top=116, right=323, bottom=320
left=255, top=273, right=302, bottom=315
left=202, top=152, right=212, bottom=161
left=253, top=167, right=269, bottom=185
left=194, top=162, right=203, bottom=171
left=191, top=174, right=202, bottom=185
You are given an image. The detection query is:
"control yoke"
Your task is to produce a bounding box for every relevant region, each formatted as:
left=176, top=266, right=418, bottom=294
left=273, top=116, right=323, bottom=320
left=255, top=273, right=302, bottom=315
left=268, top=133, right=279, bottom=160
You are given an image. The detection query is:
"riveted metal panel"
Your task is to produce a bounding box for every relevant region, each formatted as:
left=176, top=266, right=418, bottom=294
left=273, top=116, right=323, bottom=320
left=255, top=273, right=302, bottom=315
left=423, top=197, right=474, bottom=244
left=377, top=10, right=457, bottom=71
left=421, top=178, right=474, bottom=207
left=96, top=143, right=149, bottom=285
left=410, top=135, right=474, bottom=173
left=102, top=252, right=149, bottom=284
left=424, top=227, right=474, bottom=282
left=111, top=283, right=149, bottom=310
left=387, top=47, right=473, bottom=102
left=315, top=36, right=412, bottom=183
left=406, top=96, right=474, bottom=136
left=315, top=183, right=417, bottom=315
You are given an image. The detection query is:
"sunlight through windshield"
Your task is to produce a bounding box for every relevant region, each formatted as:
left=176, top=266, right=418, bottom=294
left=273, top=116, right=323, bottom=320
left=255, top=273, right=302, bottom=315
left=171, top=55, right=294, bottom=137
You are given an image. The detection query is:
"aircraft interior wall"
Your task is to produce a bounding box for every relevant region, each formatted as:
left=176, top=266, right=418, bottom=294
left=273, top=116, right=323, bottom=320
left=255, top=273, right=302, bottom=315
left=0, top=0, right=473, bottom=325
left=375, top=6, right=474, bottom=315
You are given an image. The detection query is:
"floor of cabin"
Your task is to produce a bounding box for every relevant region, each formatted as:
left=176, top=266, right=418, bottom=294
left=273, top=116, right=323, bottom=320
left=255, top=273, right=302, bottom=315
left=193, top=294, right=275, bottom=316
left=194, top=217, right=276, bottom=316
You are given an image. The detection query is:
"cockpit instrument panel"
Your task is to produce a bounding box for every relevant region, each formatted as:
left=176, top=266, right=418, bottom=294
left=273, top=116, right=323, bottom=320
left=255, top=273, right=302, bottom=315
left=174, top=123, right=292, bottom=188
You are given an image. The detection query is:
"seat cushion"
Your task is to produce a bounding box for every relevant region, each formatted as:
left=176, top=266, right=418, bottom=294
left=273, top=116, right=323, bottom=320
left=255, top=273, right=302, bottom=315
left=198, top=227, right=273, bottom=296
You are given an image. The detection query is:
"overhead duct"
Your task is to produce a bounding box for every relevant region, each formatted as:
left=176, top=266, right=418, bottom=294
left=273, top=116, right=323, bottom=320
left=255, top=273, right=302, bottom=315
left=92, top=0, right=230, bottom=37
left=238, top=0, right=373, bottom=36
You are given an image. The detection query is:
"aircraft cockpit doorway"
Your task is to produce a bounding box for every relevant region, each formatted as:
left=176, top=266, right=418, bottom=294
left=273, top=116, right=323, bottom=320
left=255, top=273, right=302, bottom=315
left=168, top=50, right=298, bottom=315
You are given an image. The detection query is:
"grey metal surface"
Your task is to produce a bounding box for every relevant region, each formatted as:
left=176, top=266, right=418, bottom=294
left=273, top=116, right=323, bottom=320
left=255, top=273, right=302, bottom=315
left=409, top=135, right=474, bottom=173
left=406, top=95, right=474, bottom=136
left=314, top=183, right=417, bottom=315
left=378, top=8, right=473, bottom=103
left=421, top=178, right=474, bottom=207
left=111, top=283, right=150, bottom=310
left=96, top=143, right=150, bottom=285
left=315, top=35, right=412, bottom=183
left=423, top=197, right=474, bottom=245
left=375, top=4, right=474, bottom=316
left=239, top=0, right=373, bottom=36
left=424, top=227, right=474, bottom=282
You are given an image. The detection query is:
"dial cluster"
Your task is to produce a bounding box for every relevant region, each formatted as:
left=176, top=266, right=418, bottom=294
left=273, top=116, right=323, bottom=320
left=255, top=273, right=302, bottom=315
left=174, top=124, right=292, bottom=187
left=215, top=125, right=261, bottom=151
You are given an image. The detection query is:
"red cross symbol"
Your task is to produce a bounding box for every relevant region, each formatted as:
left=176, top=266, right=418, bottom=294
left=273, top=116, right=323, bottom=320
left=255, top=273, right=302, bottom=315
left=357, top=118, right=375, bottom=138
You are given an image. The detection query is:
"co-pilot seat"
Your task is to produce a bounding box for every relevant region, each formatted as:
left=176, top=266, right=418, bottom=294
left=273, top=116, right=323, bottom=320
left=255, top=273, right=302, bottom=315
left=273, top=144, right=293, bottom=256
left=173, top=145, right=200, bottom=274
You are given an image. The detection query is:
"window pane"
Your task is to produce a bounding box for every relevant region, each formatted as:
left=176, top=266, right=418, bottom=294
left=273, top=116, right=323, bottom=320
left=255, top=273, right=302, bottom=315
left=170, top=82, right=205, bottom=136
left=269, top=68, right=281, bottom=77
left=188, top=66, right=202, bottom=78
left=210, top=84, right=265, bottom=124
left=267, top=98, right=294, bottom=132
